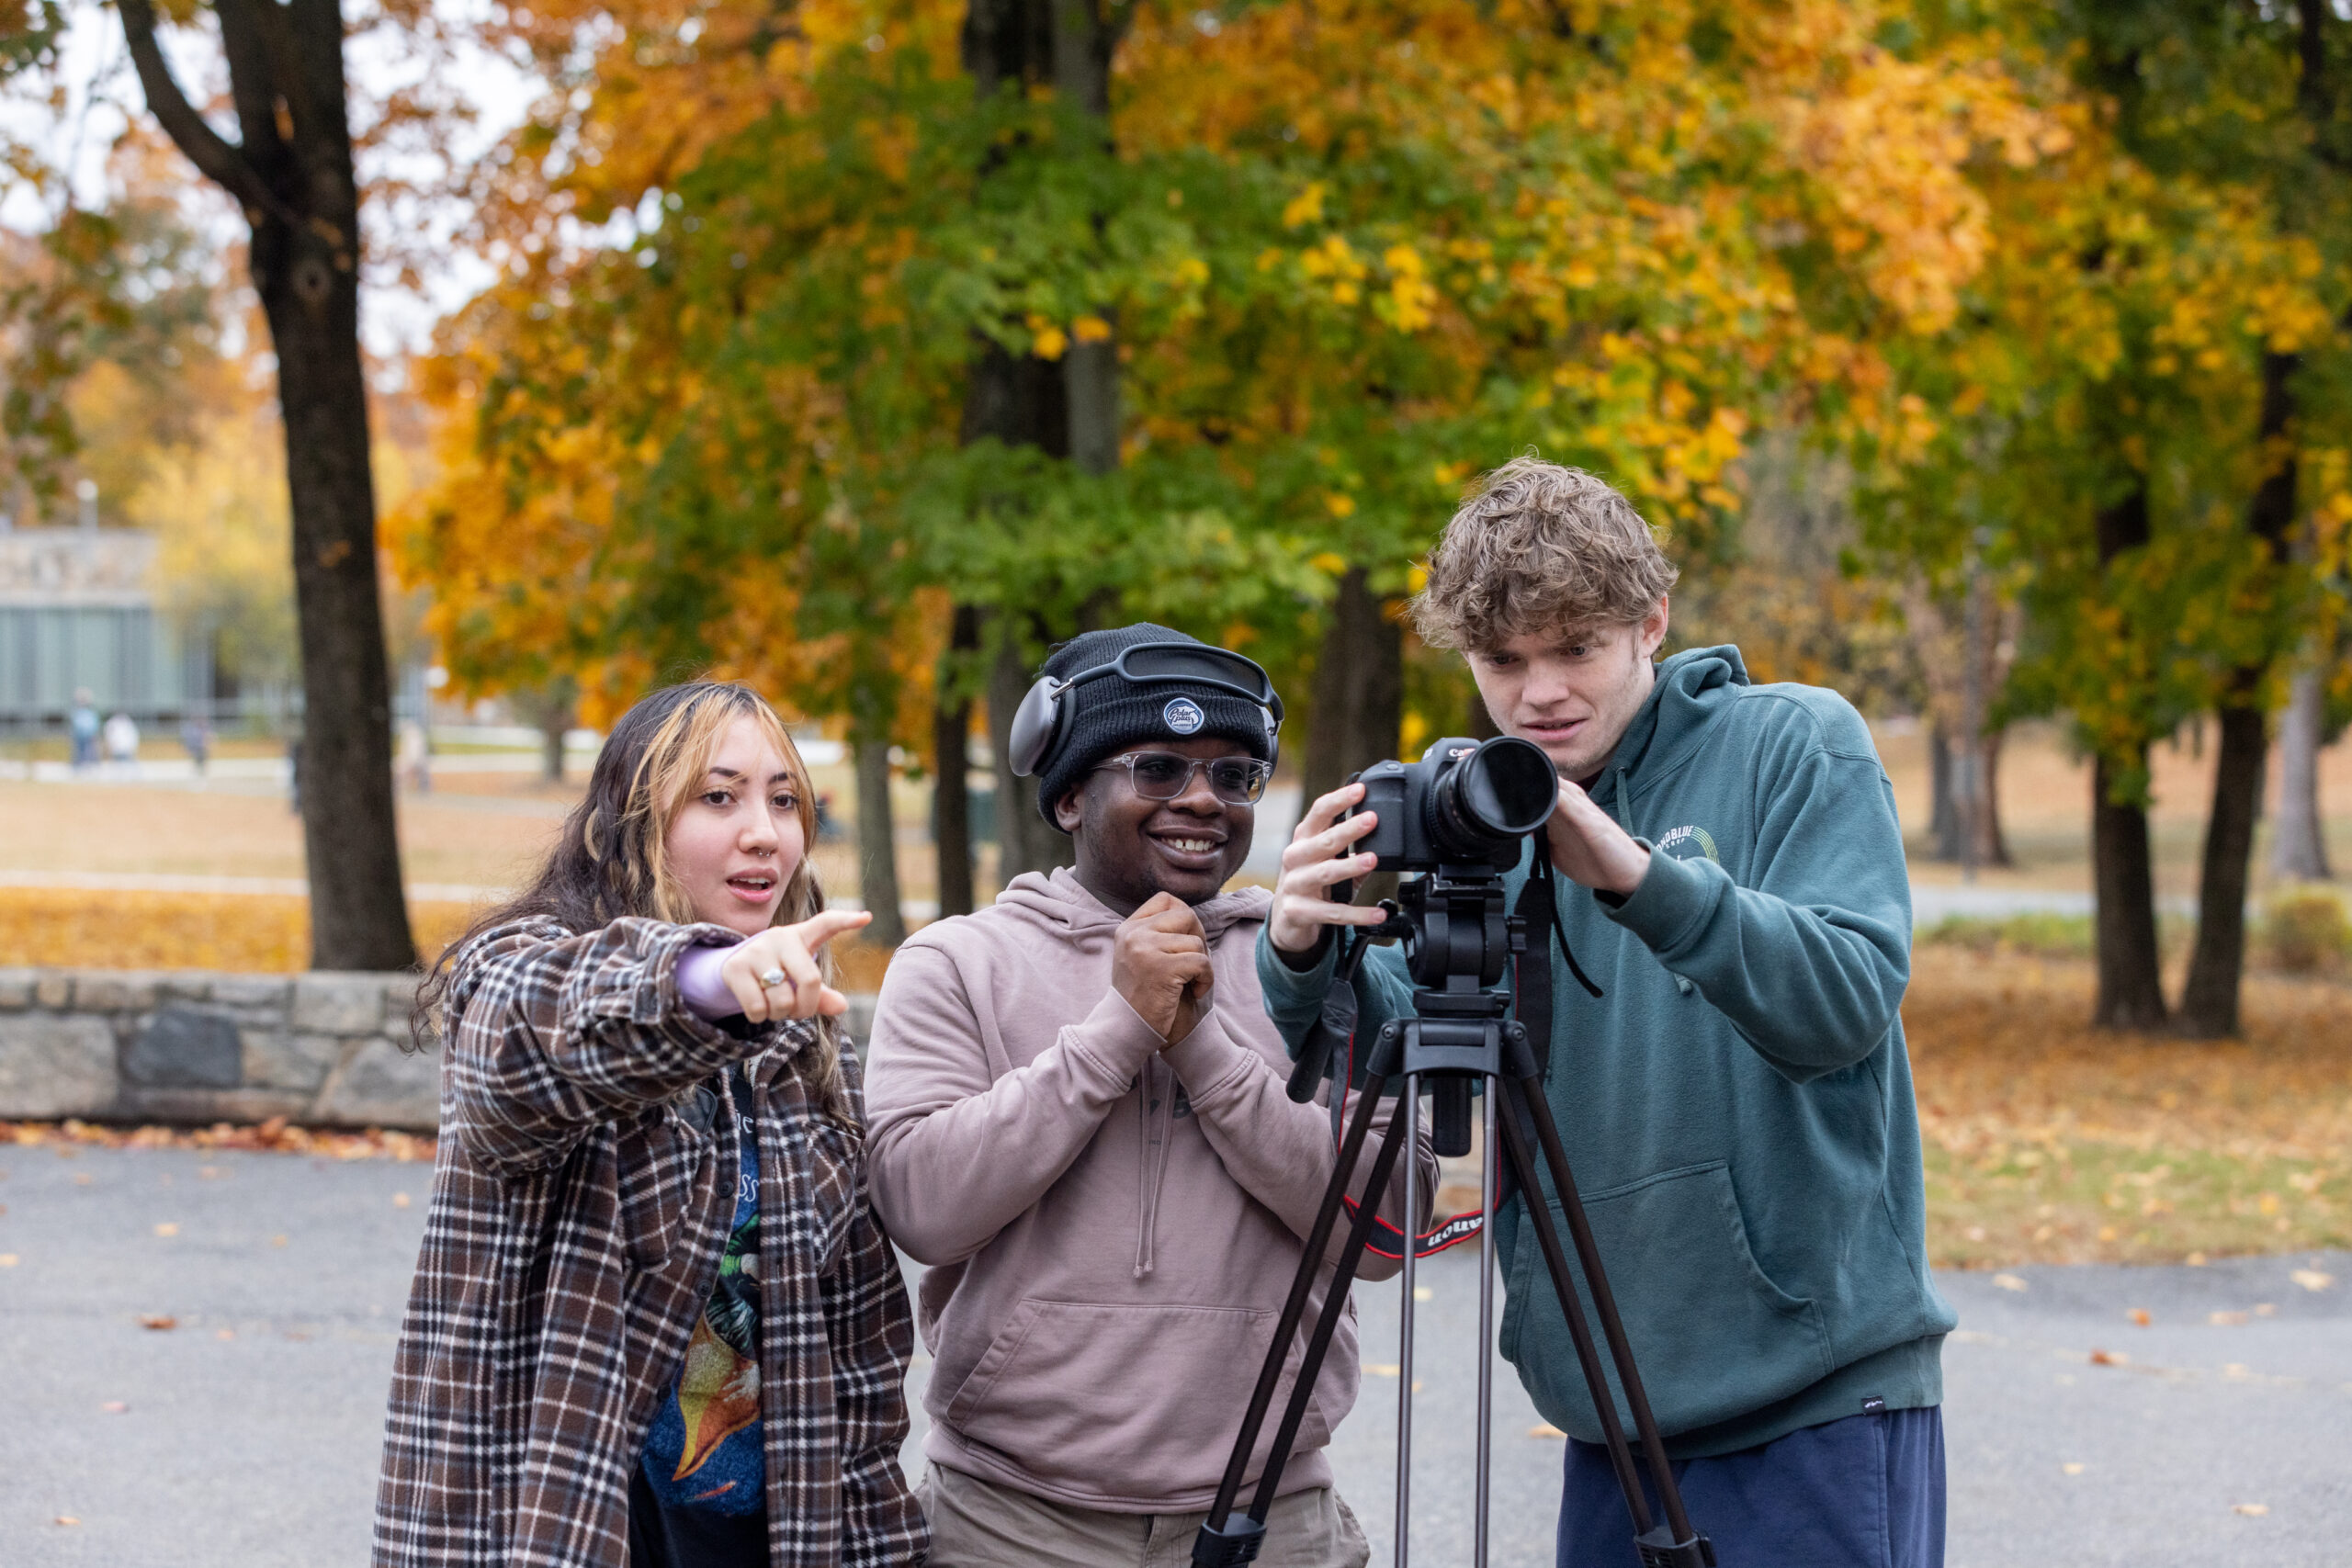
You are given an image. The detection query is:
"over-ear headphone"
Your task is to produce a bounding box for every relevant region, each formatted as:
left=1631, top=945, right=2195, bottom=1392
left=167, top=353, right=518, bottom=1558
left=1009, top=641, right=1283, bottom=778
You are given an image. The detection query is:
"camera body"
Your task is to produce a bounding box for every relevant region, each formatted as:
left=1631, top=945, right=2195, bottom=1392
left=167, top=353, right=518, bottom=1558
left=1348, top=735, right=1560, bottom=872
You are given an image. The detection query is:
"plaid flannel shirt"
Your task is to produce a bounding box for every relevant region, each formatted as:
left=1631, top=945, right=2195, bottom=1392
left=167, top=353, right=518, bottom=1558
left=372, top=916, right=927, bottom=1568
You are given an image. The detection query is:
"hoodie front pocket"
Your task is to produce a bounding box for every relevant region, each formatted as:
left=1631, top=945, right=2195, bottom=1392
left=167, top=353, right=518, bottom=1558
left=1503, top=1159, right=1830, bottom=1442
left=942, top=1300, right=1318, bottom=1486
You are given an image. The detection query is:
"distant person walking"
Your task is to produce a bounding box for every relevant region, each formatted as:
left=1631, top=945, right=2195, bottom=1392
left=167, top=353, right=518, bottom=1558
left=377, top=679, right=925, bottom=1568
left=179, top=714, right=212, bottom=776
left=68, top=689, right=99, bottom=771
left=102, top=711, right=140, bottom=768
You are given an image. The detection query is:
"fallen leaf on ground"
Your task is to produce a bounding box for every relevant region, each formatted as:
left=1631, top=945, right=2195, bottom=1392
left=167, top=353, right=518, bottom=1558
left=152, top=1223, right=177, bottom=1237
left=392, top=1191, right=412, bottom=1208
left=270, top=1235, right=288, bottom=1247
left=1529, top=1424, right=1566, bottom=1438
left=100, top=1401, right=127, bottom=1414
left=1, top=1118, right=434, bottom=1163
left=54, top=1517, right=79, bottom=1527
left=2127, top=1308, right=2152, bottom=1326
left=2211, top=1310, right=2248, bottom=1326
left=2290, top=1269, right=2334, bottom=1292
left=2255, top=1303, right=2276, bottom=1316
left=136, top=1314, right=176, bottom=1331
left=215, top=1328, right=234, bottom=1340
left=1410, top=1286, right=1430, bottom=1301
left=2088, top=1348, right=2129, bottom=1366
left=1363, top=1363, right=1400, bottom=1377
left=2234, top=1504, right=2269, bottom=1517
left=0, top=1254, right=17, bottom=1267
left=2063, top=1462, right=2086, bottom=1475
left=1992, top=1273, right=2028, bottom=1292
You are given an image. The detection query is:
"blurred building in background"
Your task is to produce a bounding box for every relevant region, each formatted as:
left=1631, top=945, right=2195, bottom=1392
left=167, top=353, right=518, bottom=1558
left=0, top=526, right=228, bottom=737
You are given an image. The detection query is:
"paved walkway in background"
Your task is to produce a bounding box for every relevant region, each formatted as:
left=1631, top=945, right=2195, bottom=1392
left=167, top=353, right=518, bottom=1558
left=2, top=1145, right=2343, bottom=1567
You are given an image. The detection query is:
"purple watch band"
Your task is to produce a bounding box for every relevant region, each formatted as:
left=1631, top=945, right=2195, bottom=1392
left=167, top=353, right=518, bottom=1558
left=674, top=943, right=742, bottom=1020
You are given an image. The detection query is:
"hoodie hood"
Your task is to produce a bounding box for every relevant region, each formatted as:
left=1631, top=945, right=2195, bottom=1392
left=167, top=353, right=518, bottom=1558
left=1591, top=644, right=1751, bottom=828
left=994, top=865, right=1273, bottom=944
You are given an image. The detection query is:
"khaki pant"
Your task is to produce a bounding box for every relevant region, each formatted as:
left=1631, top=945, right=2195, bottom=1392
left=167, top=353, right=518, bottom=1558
left=922, top=1462, right=1371, bottom=1568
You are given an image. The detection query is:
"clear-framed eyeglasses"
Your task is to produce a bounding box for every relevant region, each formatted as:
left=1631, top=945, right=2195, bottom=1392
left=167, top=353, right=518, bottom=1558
left=1091, top=751, right=1273, bottom=805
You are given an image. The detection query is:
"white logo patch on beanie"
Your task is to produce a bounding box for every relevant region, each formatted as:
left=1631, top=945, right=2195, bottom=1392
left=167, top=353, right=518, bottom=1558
left=1162, top=696, right=1206, bottom=735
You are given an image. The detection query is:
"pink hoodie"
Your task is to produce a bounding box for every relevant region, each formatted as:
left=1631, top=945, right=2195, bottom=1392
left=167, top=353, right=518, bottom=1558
left=864, top=868, right=1432, bottom=1513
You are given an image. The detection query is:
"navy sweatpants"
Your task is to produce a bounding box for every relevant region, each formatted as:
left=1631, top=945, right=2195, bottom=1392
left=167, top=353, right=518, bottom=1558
left=1555, top=1407, right=1944, bottom=1568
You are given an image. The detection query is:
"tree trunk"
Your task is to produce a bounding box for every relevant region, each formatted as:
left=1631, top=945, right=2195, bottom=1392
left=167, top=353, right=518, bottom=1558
left=1928, top=724, right=1960, bottom=861
left=2178, top=704, right=2267, bottom=1036
left=264, top=250, right=415, bottom=970
left=2178, top=349, right=2300, bottom=1039
left=933, top=604, right=980, bottom=918
left=1302, top=566, right=1405, bottom=801
left=2093, top=750, right=2169, bottom=1029
left=852, top=708, right=908, bottom=948
left=1968, top=728, right=2010, bottom=867
left=2091, top=483, right=2165, bottom=1028
left=118, top=0, right=415, bottom=972
left=513, top=677, right=577, bottom=783
left=2273, top=660, right=2333, bottom=881
left=988, top=627, right=1077, bottom=881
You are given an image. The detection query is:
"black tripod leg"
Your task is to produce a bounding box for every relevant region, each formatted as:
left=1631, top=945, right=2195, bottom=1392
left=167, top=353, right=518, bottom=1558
left=1492, top=1077, right=1656, bottom=1539
left=1509, top=1072, right=1712, bottom=1563
left=1241, top=1079, right=1418, bottom=1523
left=1202, top=1070, right=1393, bottom=1539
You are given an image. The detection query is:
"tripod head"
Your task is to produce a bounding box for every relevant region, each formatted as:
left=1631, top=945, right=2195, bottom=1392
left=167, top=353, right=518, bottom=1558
left=1285, top=860, right=1538, bottom=1157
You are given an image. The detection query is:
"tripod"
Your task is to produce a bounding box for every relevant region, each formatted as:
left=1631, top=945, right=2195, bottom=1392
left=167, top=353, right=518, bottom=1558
left=1192, top=874, right=1714, bottom=1568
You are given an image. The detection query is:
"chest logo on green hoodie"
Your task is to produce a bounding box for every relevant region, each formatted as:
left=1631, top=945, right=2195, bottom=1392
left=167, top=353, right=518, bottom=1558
left=1656, top=824, right=1720, bottom=863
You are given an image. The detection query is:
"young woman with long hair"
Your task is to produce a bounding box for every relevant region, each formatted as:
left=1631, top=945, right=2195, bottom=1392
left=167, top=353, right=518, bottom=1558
left=374, top=680, right=926, bottom=1568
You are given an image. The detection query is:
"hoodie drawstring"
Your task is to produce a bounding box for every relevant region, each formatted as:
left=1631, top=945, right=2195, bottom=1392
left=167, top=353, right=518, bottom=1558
left=1134, top=1056, right=1172, bottom=1278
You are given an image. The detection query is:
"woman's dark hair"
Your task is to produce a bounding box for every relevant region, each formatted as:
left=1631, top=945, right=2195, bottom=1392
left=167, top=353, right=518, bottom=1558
left=409, top=681, right=837, bottom=1099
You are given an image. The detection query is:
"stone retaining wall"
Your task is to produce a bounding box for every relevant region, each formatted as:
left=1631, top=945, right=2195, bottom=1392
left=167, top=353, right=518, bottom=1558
left=0, top=969, right=883, bottom=1134
left=0, top=968, right=439, bottom=1130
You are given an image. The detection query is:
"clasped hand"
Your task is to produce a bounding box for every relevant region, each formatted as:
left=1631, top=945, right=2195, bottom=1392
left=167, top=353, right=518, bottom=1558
left=1112, top=892, right=1216, bottom=1043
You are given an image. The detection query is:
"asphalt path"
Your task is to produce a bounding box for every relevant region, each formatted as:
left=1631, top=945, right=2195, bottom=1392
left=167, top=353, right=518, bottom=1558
left=2, top=1145, right=2344, bottom=1567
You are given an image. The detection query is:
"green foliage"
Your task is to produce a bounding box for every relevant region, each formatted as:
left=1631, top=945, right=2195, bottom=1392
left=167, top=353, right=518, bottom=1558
left=1920, top=911, right=2098, bottom=960
left=2260, top=886, right=2352, bottom=976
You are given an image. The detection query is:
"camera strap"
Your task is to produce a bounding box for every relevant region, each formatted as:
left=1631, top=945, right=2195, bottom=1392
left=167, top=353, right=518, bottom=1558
left=1497, top=835, right=1604, bottom=1217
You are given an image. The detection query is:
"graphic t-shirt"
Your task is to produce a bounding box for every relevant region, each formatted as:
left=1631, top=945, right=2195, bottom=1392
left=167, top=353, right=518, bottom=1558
left=630, top=1068, right=767, bottom=1567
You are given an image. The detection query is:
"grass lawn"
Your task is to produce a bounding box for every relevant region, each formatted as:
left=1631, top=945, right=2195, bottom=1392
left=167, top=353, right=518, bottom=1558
left=1905, top=946, right=2349, bottom=1269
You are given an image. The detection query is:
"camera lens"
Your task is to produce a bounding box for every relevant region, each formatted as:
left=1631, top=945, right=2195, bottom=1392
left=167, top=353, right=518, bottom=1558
left=1430, top=736, right=1557, bottom=857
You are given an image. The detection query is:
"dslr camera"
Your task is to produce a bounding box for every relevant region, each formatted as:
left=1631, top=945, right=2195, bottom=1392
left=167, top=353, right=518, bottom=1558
left=1348, top=735, right=1559, bottom=871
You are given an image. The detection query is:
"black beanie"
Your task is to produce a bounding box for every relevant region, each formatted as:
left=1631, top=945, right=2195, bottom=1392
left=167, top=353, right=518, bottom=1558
left=1033, top=624, right=1279, bottom=826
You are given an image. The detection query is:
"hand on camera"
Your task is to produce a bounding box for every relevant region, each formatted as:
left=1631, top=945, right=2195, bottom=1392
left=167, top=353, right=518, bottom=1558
left=1113, top=892, right=1216, bottom=1043
left=1267, top=782, right=1396, bottom=954
left=1546, top=778, right=1651, bottom=897
left=718, top=908, right=872, bottom=1023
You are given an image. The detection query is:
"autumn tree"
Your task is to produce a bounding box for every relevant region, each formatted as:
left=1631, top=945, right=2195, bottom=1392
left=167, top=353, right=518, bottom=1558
left=105, top=0, right=415, bottom=969
left=1851, top=0, right=2352, bottom=1032
left=405, top=0, right=2064, bottom=938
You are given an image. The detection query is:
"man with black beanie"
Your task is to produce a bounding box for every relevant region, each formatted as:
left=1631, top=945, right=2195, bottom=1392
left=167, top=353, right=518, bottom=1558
left=864, top=625, right=1431, bottom=1568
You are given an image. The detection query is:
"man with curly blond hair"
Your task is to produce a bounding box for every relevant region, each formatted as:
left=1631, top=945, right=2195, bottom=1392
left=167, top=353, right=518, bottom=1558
left=1259, top=457, right=1952, bottom=1568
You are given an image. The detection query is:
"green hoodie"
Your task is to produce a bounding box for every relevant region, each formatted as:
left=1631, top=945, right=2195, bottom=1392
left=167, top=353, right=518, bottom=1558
left=1257, top=645, right=1955, bottom=1459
